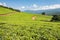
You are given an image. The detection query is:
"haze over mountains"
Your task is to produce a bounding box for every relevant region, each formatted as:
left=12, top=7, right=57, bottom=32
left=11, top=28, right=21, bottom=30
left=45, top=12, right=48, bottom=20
left=24, top=8, right=60, bottom=15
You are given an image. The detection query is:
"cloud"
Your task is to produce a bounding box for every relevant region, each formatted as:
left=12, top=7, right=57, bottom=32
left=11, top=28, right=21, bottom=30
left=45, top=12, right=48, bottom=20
left=19, top=4, right=60, bottom=11
left=0, top=2, right=60, bottom=11
left=39, top=4, right=60, bottom=10
left=31, top=4, right=60, bottom=10
left=0, top=2, right=7, bottom=6
left=0, top=2, right=3, bottom=5
left=19, top=6, right=26, bottom=11
left=32, top=4, right=38, bottom=8
left=3, top=3, right=7, bottom=6
left=21, top=6, right=25, bottom=9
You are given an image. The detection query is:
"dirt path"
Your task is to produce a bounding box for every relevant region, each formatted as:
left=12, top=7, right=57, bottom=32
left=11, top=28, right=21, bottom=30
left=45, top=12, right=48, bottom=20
left=0, top=12, right=17, bottom=16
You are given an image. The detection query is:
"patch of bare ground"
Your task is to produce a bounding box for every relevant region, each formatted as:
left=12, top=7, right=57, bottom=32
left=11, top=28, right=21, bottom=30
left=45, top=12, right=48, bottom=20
left=0, top=12, right=17, bottom=16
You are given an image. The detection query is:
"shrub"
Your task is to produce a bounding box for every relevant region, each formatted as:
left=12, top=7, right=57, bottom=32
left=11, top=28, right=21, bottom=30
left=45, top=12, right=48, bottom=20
left=42, top=12, right=45, bottom=15
left=50, top=15, right=60, bottom=21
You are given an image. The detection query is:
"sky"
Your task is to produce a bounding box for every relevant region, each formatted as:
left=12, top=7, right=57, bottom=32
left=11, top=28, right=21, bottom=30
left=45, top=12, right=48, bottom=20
left=0, top=0, right=60, bottom=11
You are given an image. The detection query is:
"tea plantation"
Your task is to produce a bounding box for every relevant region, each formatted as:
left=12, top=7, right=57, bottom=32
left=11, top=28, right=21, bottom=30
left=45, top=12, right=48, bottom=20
left=0, top=6, right=60, bottom=40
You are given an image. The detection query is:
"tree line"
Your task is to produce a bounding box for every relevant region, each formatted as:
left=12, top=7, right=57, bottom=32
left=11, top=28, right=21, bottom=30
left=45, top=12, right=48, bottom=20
left=0, top=5, right=21, bottom=12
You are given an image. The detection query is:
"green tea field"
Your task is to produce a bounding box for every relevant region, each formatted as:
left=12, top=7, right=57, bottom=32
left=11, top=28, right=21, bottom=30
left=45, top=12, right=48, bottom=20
left=0, top=6, right=60, bottom=40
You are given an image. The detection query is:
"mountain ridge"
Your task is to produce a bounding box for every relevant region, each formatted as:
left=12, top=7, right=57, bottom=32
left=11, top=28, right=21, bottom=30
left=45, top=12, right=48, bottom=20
left=24, top=8, right=60, bottom=15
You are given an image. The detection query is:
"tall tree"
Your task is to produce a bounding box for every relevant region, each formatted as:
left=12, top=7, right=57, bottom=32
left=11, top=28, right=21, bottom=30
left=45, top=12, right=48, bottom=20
left=42, top=12, right=45, bottom=15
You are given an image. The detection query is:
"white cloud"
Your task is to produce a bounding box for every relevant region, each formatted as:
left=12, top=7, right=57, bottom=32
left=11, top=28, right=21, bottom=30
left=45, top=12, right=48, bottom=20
left=21, top=6, right=25, bottom=9
left=19, top=6, right=26, bottom=11
left=18, top=4, right=60, bottom=11
left=33, top=4, right=38, bottom=8
left=0, top=2, right=3, bottom=5
left=0, top=2, right=7, bottom=6
left=40, top=4, right=60, bottom=10
left=30, top=4, right=60, bottom=10
left=3, top=3, right=7, bottom=6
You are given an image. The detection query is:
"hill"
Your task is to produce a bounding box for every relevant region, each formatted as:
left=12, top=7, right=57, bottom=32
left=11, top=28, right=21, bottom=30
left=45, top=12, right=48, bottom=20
left=24, top=8, right=60, bottom=15
left=0, top=6, right=60, bottom=40
left=0, top=6, right=13, bottom=14
left=0, top=5, right=20, bottom=14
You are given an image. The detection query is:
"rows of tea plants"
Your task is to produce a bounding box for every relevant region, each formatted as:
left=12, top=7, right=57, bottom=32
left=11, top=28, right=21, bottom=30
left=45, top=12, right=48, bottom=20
left=0, top=22, right=60, bottom=40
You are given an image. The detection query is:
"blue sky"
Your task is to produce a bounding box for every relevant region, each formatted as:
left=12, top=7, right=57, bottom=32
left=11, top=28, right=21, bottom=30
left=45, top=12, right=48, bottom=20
left=0, top=0, right=60, bottom=11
